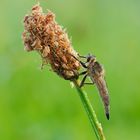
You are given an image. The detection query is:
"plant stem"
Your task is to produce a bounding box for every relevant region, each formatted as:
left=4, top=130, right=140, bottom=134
left=73, top=80, right=106, bottom=140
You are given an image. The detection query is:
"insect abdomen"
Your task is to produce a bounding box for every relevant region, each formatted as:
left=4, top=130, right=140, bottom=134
left=94, top=77, right=110, bottom=120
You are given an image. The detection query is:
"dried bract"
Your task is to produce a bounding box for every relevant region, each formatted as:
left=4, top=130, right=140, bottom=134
left=22, top=4, right=80, bottom=80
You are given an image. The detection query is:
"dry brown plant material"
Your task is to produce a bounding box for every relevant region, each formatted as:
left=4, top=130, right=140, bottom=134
left=22, top=4, right=80, bottom=80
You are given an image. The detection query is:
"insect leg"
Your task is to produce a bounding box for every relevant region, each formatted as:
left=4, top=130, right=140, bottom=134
left=79, top=71, right=87, bottom=76
left=69, top=54, right=87, bottom=68
left=77, top=54, right=87, bottom=59
left=80, top=61, right=88, bottom=68
left=75, top=58, right=87, bottom=68
left=80, top=74, right=88, bottom=88
left=84, top=82, right=94, bottom=85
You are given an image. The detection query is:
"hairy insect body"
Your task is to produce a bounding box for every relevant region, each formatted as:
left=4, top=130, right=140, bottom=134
left=87, top=60, right=110, bottom=119
left=69, top=54, right=110, bottom=119
left=74, top=54, right=110, bottom=120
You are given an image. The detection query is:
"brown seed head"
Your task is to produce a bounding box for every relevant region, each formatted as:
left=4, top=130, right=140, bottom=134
left=22, top=4, right=80, bottom=80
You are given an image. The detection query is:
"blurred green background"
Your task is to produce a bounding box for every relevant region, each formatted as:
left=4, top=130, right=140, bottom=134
left=0, top=0, right=140, bottom=139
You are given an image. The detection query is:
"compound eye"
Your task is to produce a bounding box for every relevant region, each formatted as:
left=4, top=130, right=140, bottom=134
left=87, top=56, right=91, bottom=62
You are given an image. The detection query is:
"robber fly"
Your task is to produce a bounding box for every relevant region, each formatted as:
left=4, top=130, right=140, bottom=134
left=72, top=54, right=110, bottom=120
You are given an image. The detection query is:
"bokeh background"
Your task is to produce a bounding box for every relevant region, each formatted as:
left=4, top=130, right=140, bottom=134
left=0, top=0, right=140, bottom=139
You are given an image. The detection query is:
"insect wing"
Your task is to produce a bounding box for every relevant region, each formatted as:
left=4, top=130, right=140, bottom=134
left=93, top=76, right=110, bottom=120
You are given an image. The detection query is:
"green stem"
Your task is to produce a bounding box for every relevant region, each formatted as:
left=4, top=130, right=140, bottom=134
left=73, top=80, right=106, bottom=140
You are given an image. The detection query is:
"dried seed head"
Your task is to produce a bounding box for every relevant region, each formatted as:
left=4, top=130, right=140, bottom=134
left=22, top=4, right=80, bottom=80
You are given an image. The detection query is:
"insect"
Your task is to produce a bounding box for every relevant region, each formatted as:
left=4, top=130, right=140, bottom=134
left=73, top=54, right=110, bottom=120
